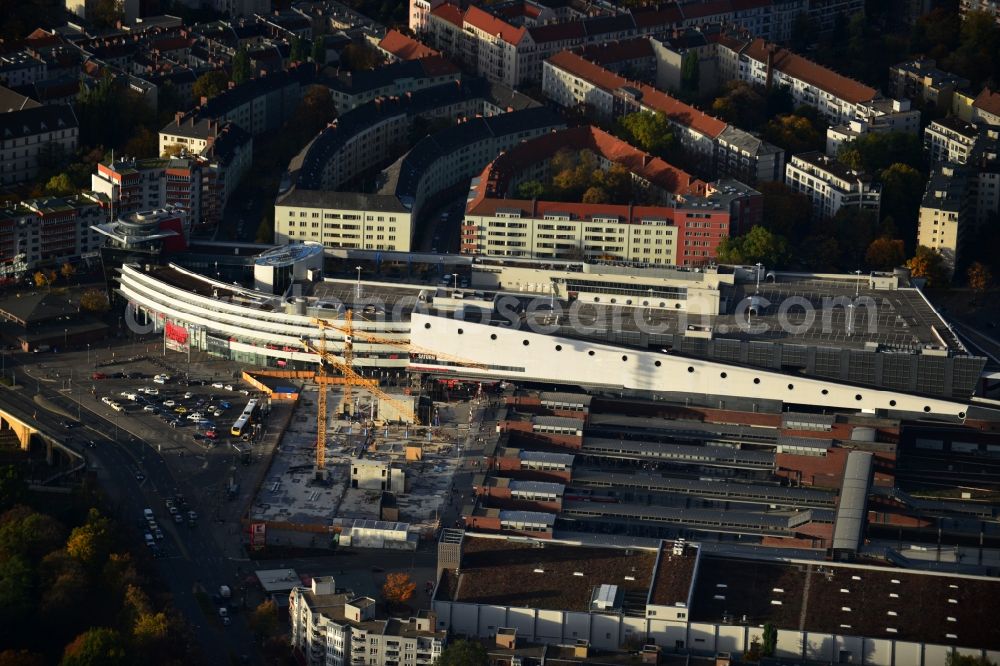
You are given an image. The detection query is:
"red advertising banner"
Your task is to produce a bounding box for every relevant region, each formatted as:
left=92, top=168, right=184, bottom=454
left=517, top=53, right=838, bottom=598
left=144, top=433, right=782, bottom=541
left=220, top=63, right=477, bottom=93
left=165, top=321, right=188, bottom=344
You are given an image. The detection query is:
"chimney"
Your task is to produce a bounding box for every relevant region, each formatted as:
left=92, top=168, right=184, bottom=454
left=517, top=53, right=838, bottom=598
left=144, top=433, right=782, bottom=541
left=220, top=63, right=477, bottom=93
left=495, top=628, right=517, bottom=650
left=174, top=111, right=184, bottom=123
left=765, top=43, right=776, bottom=90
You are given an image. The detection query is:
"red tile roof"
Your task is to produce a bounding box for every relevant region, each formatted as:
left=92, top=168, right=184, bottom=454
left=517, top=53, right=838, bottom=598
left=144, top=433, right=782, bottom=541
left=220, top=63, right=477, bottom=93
left=378, top=30, right=441, bottom=60
left=546, top=50, right=727, bottom=138
left=973, top=86, right=1000, bottom=118
left=742, top=37, right=877, bottom=104
left=464, top=5, right=527, bottom=46
left=467, top=125, right=704, bottom=216
left=430, top=2, right=464, bottom=27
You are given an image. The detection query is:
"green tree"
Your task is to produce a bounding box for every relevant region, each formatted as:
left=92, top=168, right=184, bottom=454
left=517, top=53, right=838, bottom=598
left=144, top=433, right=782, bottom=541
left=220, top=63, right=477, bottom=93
left=0, top=650, right=45, bottom=666
left=967, top=261, right=993, bottom=296
left=615, top=111, right=675, bottom=157
left=516, top=180, right=545, bottom=199
left=433, top=639, right=488, bottom=666
left=865, top=237, right=905, bottom=271
left=232, top=46, right=251, bottom=85
left=255, top=214, right=275, bottom=244
left=90, top=0, right=123, bottom=29
left=711, top=81, right=766, bottom=130
left=831, top=208, right=880, bottom=269
left=290, top=36, right=309, bottom=62
left=192, top=70, right=229, bottom=101
left=762, top=622, right=777, bottom=657
left=65, top=508, right=113, bottom=570
left=906, top=245, right=948, bottom=287
left=0, top=555, right=33, bottom=628
left=60, top=627, right=128, bottom=666
left=764, top=114, right=823, bottom=154
left=249, top=599, right=279, bottom=638
left=757, top=181, right=812, bottom=244
left=680, top=50, right=699, bottom=95
left=311, top=37, right=327, bottom=65
left=45, top=173, right=76, bottom=196
left=582, top=186, right=608, bottom=203
left=837, top=132, right=924, bottom=175
left=122, top=126, right=158, bottom=158
left=879, top=163, right=925, bottom=251
left=292, top=85, right=338, bottom=139
left=0, top=466, right=26, bottom=511
left=798, top=234, right=841, bottom=272
left=79, top=288, right=110, bottom=313
left=38, top=551, right=89, bottom=623
left=717, top=225, right=788, bottom=266
left=0, top=506, right=66, bottom=559
left=340, top=43, right=379, bottom=71
left=132, top=611, right=170, bottom=652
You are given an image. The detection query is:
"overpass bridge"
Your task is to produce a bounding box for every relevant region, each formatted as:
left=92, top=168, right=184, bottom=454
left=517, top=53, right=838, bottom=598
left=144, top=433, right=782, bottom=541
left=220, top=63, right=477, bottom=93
left=0, top=387, right=85, bottom=480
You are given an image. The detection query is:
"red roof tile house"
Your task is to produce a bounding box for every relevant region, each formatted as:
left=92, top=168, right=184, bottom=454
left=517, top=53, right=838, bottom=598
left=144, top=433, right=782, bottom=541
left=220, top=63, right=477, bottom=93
left=460, top=125, right=760, bottom=266
left=377, top=29, right=440, bottom=62
left=542, top=49, right=783, bottom=185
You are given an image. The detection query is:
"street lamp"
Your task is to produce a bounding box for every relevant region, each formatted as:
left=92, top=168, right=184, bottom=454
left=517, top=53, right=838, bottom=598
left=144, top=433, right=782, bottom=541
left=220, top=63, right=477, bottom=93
left=355, top=266, right=362, bottom=300
left=754, top=262, right=763, bottom=294
left=87, top=343, right=91, bottom=367
left=63, top=328, right=67, bottom=349
left=854, top=269, right=863, bottom=297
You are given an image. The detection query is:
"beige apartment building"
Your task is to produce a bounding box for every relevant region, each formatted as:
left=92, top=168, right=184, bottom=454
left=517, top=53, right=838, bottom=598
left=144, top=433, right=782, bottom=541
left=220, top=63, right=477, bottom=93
left=274, top=190, right=412, bottom=252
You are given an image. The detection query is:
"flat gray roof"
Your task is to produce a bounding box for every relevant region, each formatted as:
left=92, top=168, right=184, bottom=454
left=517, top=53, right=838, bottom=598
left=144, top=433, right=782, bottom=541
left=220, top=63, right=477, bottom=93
left=831, top=451, right=873, bottom=551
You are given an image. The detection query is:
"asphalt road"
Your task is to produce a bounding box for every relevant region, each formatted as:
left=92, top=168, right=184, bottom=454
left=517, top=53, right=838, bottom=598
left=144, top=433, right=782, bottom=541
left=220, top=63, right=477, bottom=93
left=7, top=352, right=263, bottom=665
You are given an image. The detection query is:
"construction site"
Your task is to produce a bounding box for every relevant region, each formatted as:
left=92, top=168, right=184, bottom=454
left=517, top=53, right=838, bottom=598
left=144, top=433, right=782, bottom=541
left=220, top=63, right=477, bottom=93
left=247, top=383, right=463, bottom=550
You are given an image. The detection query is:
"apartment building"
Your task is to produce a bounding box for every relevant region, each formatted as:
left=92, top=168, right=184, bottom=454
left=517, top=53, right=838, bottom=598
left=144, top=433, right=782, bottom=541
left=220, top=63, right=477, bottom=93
left=420, top=1, right=866, bottom=85
left=0, top=101, right=78, bottom=187
left=289, top=576, right=445, bottom=666
left=275, top=190, right=413, bottom=251
left=151, top=120, right=252, bottom=225
left=281, top=105, right=562, bottom=251
left=924, top=117, right=980, bottom=165
left=175, top=64, right=311, bottom=139
left=326, top=56, right=460, bottom=113
left=542, top=50, right=783, bottom=184
left=917, top=165, right=970, bottom=275
left=785, top=152, right=881, bottom=220
left=92, top=158, right=195, bottom=221
left=0, top=51, right=47, bottom=87
left=461, top=125, right=760, bottom=265
left=889, top=58, right=969, bottom=112
left=917, top=131, right=1000, bottom=275
left=0, top=192, right=107, bottom=275
left=377, top=29, right=441, bottom=62
left=719, top=37, right=920, bottom=131
left=973, top=87, right=1000, bottom=126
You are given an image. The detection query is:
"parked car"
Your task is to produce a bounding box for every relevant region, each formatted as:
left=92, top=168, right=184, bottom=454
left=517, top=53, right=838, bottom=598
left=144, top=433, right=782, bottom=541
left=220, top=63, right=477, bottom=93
left=62, top=420, right=79, bottom=429
left=184, top=392, right=193, bottom=399
left=224, top=384, right=234, bottom=391
left=205, top=429, right=218, bottom=439
left=212, top=383, right=224, bottom=389
left=162, top=399, right=176, bottom=407
left=145, top=388, right=159, bottom=396
left=91, top=372, right=106, bottom=380
left=143, top=405, right=156, bottom=413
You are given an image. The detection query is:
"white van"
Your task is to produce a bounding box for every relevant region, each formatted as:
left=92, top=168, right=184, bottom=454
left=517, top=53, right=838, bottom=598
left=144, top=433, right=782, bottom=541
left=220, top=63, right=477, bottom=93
left=143, top=508, right=154, bottom=520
